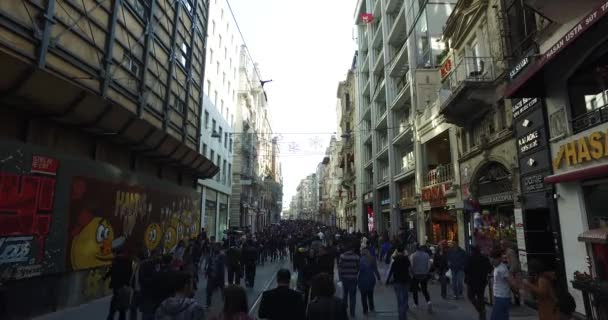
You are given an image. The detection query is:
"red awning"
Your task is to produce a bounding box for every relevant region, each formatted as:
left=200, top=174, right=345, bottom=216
left=506, top=2, right=608, bottom=98
left=544, top=163, right=608, bottom=184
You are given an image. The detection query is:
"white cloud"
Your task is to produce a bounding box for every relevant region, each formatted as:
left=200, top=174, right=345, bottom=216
left=229, top=0, right=357, bottom=208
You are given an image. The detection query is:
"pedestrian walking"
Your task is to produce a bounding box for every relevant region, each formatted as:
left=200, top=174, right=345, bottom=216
left=307, top=273, right=348, bottom=320
left=154, top=272, right=204, bottom=320
left=358, top=248, right=381, bottom=315
left=317, top=246, right=335, bottom=282
left=258, top=269, right=306, bottom=320
left=446, top=240, right=466, bottom=299
left=386, top=245, right=411, bottom=320
left=242, top=240, right=258, bottom=288
left=205, top=244, right=226, bottom=308
left=209, top=285, right=255, bottom=320
left=433, top=241, right=449, bottom=299
left=490, top=248, right=517, bottom=320
left=226, top=243, right=242, bottom=285
left=464, top=245, right=492, bottom=320
left=410, top=245, right=433, bottom=313
left=172, top=240, right=187, bottom=270
left=103, top=245, right=133, bottom=320
left=501, top=240, right=522, bottom=306
left=338, top=242, right=360, bottom=318
left=522, top=259, right=576, bottom=320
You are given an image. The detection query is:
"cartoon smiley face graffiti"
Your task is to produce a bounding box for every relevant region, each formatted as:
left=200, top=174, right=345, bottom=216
left=144, top=223, right=162, bottom=250
left=163, top=226, right=177, bottom=253
left=71, top=217, right=116, bottom=270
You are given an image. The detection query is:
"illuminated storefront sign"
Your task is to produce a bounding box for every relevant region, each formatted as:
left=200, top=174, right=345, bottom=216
left=553, top=130, right=608, bottom=169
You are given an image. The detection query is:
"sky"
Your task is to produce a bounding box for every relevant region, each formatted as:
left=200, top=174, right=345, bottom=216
left=229, top=0, right=358, bottom=209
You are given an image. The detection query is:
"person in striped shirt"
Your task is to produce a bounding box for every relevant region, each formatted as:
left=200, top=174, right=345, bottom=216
left=338, top=242, right=360, bottom=318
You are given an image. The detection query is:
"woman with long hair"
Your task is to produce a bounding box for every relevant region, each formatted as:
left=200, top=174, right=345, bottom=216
left=209, top=285, right=255, bottom=320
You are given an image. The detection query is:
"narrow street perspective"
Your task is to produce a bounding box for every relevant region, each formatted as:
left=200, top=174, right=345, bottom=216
left=0, top=0, right=607, bottom=319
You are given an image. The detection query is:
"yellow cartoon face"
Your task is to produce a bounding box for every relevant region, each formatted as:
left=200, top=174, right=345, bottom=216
left=144, top=223, right=162, bottom=250
left=164, top=226, right=177, bottom=252
left=71, top=217, right=115, bottom=270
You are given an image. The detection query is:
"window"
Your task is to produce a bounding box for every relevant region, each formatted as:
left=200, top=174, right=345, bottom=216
left=204, top=110, right=210, bottom=129
left=229, top=58, right=232, bottom=69
left=224, top=133, right=228, bottom=148
left=224, top=47, right=227, bottom=59
left=219, top=127, right=223, bottom=142
left=206, top=80, right=211, bottom=95
left=210, top=149, right=215, bottom=164
left=222, top=72, right=226, bottom=85
left=212, top=119, right=216, bottom=134
left=123, top=54, right=140, bottom=76
left=216, top=155, right=221, bottom=181
left=209, top=49, right=213, bottom=64
left=202, top=143, right=207, bottom=157
left=182, top=0, right=193, bottom=13
left=229, top=138, right=233, bottom=152
left=345, top=93, right=351, bottom=111
left=221, top=8, right=224, bottom=19
left=214, top=90, right=218, bottom=106
left=211, top=20, right=215, bottom=35
left=216, top=61, right=220, bottom=75
left=568, top=46, right=608, bottom=133
left=222, top=160, right=227, bottom=184
left=221, top=100, right=224, bottom=116
left=179, top=43, right=189, bottom=67
left=174, top=95, right=185, bottom=113
left=218, top=35, right=222, bottom=48
left=227, top=81, right=231, bottom=95
left=228, top=164, right=232, bottom=185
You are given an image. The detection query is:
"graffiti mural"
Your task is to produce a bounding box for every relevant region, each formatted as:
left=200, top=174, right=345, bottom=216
left=67, top=176, right=201, bottom=271
left=0, top=152, right=58, bottom=278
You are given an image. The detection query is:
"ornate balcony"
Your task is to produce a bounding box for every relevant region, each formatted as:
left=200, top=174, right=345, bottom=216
left=439, top=56, right=498, bottom=127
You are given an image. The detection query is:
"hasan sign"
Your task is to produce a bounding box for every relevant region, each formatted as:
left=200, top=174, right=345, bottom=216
left=553, top=130, right=608, bottom=169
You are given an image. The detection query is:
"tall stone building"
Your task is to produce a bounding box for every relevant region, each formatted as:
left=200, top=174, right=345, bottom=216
left=0, top=0, right=214, bottom=317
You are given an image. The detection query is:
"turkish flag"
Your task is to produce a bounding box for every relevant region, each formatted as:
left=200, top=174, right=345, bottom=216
left=361, top=13, right=374, bottom=23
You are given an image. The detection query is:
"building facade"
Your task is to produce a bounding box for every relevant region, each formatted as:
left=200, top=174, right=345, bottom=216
left=230, top=46, right=281, bottom=233
left=338, top=57, right=360, bottom=231
left=199, top=0, right=242, bottom=238
left=506, top=0, right=608, bottom=316
left=354, top=0, right=456, bottom=238
left=438, top=0, right=521, bottom=255
left=0, top=0, right=214, bottom=317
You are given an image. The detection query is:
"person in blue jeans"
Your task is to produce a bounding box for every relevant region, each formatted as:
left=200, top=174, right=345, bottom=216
left=490, top=248, right=516, bottom=320
left=446, top=240, right=466, bottom=298
left=358, top=248, right=381, bottom=315
left=386, top=245, right=411, bottom=320
left=338, top=243, right=360, bottom=318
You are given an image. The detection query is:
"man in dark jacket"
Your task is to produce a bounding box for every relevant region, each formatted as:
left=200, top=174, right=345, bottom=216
left=317, top=246, right=335, bottom=282
left=464, top=246, right=492, bottom=320
left=226, top=244, right=242, bottom=285
left=155, top=272, right=204, bottom=320
left=104, top=247, right=133, bottom=320
left=205, top=244, right=225, bottom=308
left=242, top=240, right=258, bottom=288
left=386, top=245, right=411, bottom=320
left=258, top=269, right=305, bottom=320
left=307, top=273, right=348, bottom=320
left=446, top=241, right=467, bottom=299
left=433, top=240, right=449, bottom=299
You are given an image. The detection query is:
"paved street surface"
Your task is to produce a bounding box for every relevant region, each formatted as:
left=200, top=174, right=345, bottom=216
left=33, top=258, right=289, bottom=320
left=33, top=258, right=537, bottom=320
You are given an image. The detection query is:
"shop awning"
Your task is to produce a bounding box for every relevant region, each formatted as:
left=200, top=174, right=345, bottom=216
left=506, top=3, right=608, bottom=98
left=544, top=163, right=608, bottom=184
left=578, top=228, right=608, bottom=244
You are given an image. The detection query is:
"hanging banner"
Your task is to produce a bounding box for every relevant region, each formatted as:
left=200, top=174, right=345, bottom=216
left=361, top=13, right=374, bottom=23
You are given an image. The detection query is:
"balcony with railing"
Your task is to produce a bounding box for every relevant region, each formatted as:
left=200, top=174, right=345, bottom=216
left=393, top=115, right=413, bottom=145
left=391, top=70, right=411, bottom=109
left=439, top=56, right=499, bottom=127
left=372, top=76, right=386, bottom=103
left=387, top=5, right=407, bottom=47
left=571, top=104, right=608, bottom=134
left=376, top=133, right=389, bottom=157
left=377, top=161, right=389, bottom=185
left=395, top=149, right=415, bottom=180
left=423, top=164, right=454, bottom=187
left=390, top=41, right=409, bottom=77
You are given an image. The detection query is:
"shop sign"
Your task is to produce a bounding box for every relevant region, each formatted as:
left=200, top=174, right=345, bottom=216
left=440, top=55, right=453, bottom=79
left=552, top=129, right=608, bottom=169
left=31, top=155, right=58, bottom=175
left=421, top=183, right=451, bottom=207
left=512, top=97, right=539, bottom=119
left=381, top=199, right=391, bottom=205
left=541, top=1, right=608, bottom=64
left=518, top=130, right=540, bottom=153
left=522, top=173, right=548, bottom=193
left=478, top=192, right=513, bottom=205
left=509, top=56, right=530, bottom=79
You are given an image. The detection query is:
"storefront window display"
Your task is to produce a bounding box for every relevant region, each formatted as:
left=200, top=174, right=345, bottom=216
left=427, top=209, right=457, bottom=244
left=472, top=206, right=516, bottom=256
left=583, top=181, right=608, bottom=281
left=218, top=194, right=228, bottom=236
left=205, top=189, right=217, bottom=238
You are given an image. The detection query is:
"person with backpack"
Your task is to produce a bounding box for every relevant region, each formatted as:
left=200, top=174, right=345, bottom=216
left=155, top=272, right=204, bottom=320
left=410, top=244, right=433, bottom=313
left=523, top=259, right=575, bottom=320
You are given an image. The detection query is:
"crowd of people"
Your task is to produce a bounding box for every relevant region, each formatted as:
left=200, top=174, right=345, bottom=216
left=99, top=220, right=576, bottom=320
